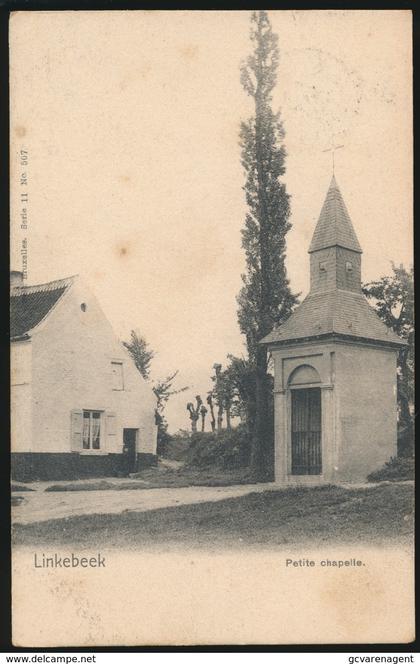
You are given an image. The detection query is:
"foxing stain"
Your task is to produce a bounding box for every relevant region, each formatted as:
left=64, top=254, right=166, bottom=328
left=179, top=44, right=199, bottom=61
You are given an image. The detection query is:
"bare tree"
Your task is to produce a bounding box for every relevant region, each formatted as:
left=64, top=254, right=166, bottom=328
left=200, top=404, right=208, bottom=432
left=187, top=395, right=202, bottom=433
left=206, top=393, right=216, bottom=432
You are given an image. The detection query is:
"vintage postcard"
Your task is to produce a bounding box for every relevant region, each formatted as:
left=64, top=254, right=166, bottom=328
left=10, top=10, right=414, bottom=646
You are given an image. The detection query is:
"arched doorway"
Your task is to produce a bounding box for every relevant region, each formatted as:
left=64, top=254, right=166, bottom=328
left=288, top=365, right=322, bottom=475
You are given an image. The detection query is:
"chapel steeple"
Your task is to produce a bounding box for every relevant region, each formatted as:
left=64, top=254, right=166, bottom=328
left=308, top=176, right=362, bottom=294
left=260, top=169, right=405, bottom=487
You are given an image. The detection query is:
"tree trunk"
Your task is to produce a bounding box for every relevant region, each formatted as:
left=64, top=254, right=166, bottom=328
left=250, top=345, right=273, bottom=480
left=209, top=404, right=216, bottom=431
left=207, top=396, right=216, bottom=432
left=217, top=407, right=223, bottom=432
left=226, top=407, right=231, bottom=430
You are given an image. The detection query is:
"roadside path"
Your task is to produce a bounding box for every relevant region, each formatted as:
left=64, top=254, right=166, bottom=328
left=12, top=483, right=279, bottom=525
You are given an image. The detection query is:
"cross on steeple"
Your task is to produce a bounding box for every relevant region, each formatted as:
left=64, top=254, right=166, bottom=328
left=322, top=140, right=344, bottom=175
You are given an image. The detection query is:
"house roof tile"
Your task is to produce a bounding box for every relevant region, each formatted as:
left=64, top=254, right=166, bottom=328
left=10, top=276, right=75, bottom=339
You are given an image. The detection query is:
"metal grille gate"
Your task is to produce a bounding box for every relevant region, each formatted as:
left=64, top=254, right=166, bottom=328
left=291, top=387, right=322, bottom=475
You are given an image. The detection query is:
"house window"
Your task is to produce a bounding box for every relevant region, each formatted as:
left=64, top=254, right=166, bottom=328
left=111, top=361, right=124, bottom=390
left=319, top=261, right=327, bottom=272
left=82, top=410, right=102, bottom=450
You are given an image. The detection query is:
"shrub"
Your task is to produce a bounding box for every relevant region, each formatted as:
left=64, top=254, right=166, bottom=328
left=156, top=427, right=173, bottom=457
left=186, top=425, right=251, bottom=470
left=161, top=431, right=192, bottom=461
left=367, top=456, right=414, bottom=483
left=398, top=423, right=414, bottom=457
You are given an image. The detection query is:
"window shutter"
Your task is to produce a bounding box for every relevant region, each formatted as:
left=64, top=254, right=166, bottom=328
left=70, top=409, right=83, bottom=452
left=105, top=411, right=117, bottom=450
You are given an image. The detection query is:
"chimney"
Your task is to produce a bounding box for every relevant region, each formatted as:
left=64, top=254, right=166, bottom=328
left=10, top=271, right=24, bottom=288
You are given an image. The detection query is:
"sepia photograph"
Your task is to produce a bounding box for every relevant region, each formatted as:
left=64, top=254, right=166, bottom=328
left=9, top=9, right=414, bottom=646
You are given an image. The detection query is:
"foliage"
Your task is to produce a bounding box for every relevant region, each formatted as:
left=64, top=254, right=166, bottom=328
left=205, top=356, right=258, bottom=433
left=124, top=330, right=187, bottom=456
left=363, top=264, right=414, bottom=455
left=223, top=355, right=257, bottom=427
left=155, top=427, right=173, bottom=457
left=367, top=456, right=414, bottom=483
left=185, top=425, right=252, bottom=470
left=153, top=370, right=187, bottom=419
left=162, top=431, right=193, bottom=461
left=238, top=11, right=298, bottom=478
left=123, top=330, right=154, bottom=380
left=154, top=371, right=188, bottom=454
left=210, top=363, right=234, bottom=430
left=238, top=10, right=298, bottom=362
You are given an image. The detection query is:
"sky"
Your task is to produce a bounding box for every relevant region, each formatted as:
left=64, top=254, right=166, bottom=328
left=10, top=10, right=412, bottom=431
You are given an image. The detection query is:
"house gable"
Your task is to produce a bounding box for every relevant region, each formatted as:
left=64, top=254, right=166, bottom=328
left=22, top=276, right=156, bottom=456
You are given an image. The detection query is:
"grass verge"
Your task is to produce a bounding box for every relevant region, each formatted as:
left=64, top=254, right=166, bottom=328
left=43, top=466, right=254, bottom=492
left=12, top=482, right=414, bottom=550
left=367, top=456, right=414, bottom=483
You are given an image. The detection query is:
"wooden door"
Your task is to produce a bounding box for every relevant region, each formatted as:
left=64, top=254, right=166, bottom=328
left=291, top=388, right=322, bottom=475
left=122, top=429, right=138, bottom=474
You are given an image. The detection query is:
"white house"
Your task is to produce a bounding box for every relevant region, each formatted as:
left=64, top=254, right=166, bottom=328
left=10, top=271, right=157, bottom=481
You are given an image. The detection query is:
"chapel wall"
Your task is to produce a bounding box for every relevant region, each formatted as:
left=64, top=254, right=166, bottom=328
left=334, top=343, right=398, bottom=482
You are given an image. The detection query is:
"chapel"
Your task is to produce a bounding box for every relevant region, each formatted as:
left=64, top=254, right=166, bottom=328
left=261, top=176, right=406, bottom=484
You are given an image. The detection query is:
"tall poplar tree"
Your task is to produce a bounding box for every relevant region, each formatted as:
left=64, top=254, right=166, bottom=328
left=238, top=11, right=297, bottom=478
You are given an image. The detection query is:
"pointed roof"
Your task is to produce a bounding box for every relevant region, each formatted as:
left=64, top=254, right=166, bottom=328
left=308, top=176, right=362, bottom=254
left=10, top=275, right=76, bottom=340
left=260, top=289, right=406, bottom=347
